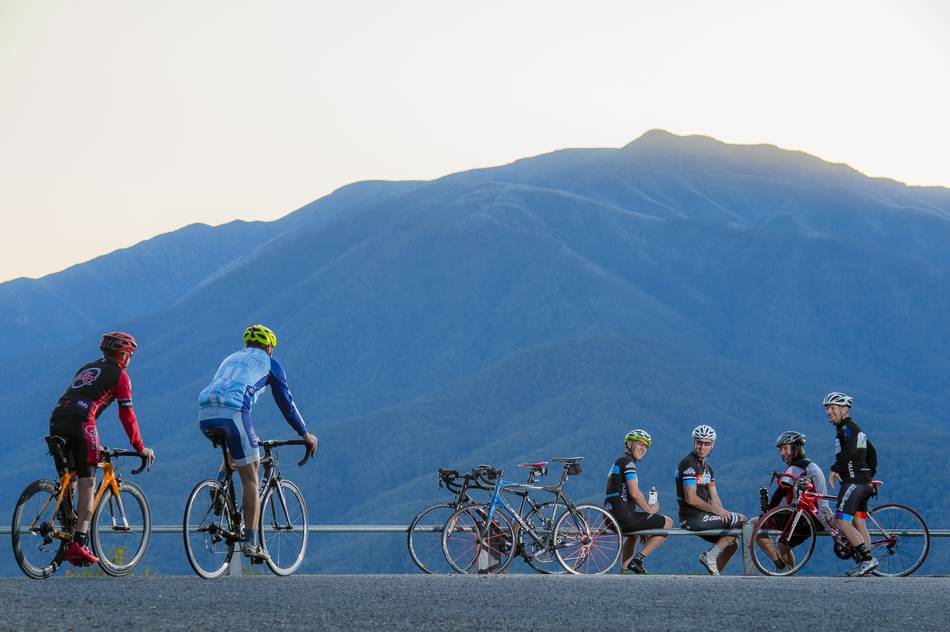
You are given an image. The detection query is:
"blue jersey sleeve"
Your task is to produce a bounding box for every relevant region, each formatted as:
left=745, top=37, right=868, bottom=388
left=267, top=357, right=308, bottom=436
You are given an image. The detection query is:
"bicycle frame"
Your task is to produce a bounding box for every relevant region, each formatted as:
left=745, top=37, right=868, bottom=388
left=29, top=456, right=130, bottom=541
left=767, top=471, right=896, bottom=551
left=482, top=467, right=573, bottom=549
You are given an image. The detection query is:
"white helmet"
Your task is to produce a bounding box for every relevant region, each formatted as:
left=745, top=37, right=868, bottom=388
left=822, top=392, right=853, bottom=408
left=691, top=424, right=717, bottom=441
left=775, top=431, right=806, bottom=448
left=624, top=429, right=652, bottom=447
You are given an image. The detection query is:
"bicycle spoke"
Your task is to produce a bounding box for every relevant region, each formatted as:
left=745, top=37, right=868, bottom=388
left=261, top=480, right=308, bottom=576
left=867, top=504, right=930, bottom=577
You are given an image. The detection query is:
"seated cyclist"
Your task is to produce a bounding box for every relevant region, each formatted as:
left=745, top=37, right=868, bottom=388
left=48, top=332, right=156, bottom=566
left=197, top=324, right=318, bottom=562
left=604, top=429, right=673, bottom=575
left=676, top=424, right=746, bottom=576
left=823, top=392, right=879, bottom=577
left=755, top=431, right=833, bottom=572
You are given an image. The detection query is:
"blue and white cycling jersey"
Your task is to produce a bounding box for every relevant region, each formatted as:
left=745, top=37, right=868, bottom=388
left=197, top=347, right=307, bottom=436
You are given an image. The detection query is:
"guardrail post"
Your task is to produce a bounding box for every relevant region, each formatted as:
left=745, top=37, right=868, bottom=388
left=227, top=553, right=242, bottom=576
left=741, top=521, right=755, bottom=576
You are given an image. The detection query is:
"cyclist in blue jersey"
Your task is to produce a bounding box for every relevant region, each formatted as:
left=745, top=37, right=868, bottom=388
left=197, top=324, right=318, bottom=561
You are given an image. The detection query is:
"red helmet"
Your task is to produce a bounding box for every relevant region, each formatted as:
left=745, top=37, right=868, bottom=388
left=100, top=331, right=138, bottom=353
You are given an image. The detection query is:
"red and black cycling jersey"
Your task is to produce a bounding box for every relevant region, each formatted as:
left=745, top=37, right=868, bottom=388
left=830, top=417, right=874, bottom=484
left=50, top=357, right=144, bottom=453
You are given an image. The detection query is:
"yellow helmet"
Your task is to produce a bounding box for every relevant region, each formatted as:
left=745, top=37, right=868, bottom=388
left=243, top=324, right=277, bottom=349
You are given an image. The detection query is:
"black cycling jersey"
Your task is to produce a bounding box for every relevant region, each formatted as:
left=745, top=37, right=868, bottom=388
left=830, top=417, right=874, bottom=484
left=675, top=451, right=714, bottom=514
left=605, top=453, right=638, bottom=504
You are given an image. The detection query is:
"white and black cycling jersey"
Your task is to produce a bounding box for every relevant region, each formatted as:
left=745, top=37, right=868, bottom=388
left=779, top=457, right=831, bottom=514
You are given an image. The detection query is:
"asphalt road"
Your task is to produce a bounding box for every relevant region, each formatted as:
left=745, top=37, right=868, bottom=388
left=1, top=575, right=947, bottom=631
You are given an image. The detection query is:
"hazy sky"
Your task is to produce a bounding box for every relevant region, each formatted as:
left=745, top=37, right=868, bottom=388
left=2, top=1, right=948, bottom=282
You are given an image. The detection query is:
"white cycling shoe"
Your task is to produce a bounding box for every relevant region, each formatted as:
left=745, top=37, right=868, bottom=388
left=698, top=550, right=720, bottom=576
left=844, top=557, right=878, bottom=577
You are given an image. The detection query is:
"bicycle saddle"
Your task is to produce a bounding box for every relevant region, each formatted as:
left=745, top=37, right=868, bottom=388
left=871, top=480, right=883, bottom=487
left=202, top=429, right=226, bottom=447
left=552, top=457, right=583, bottom=464
left=44, top=435, right=67, bottom=452
left=517, top=462, right=548, bottom=468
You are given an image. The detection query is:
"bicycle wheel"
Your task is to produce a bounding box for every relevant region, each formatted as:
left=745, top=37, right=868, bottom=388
left=11, top=480, right=69, bottom=580
left=183, top=479, right=237, bottom=579
left=749, top=506, right=816, bottom=576
left=407, top=503, right=458, bottom=574
left=259, top=479, right=308, bottom=576
left=442, top=503, right=517, bottom=574
left=521, top=501, right=566, bottom=574
left=867, top=503, right=930, bottom=577
left=90, top=480, right=151, bottom=576
left=553, top=504, right=621, bottom=574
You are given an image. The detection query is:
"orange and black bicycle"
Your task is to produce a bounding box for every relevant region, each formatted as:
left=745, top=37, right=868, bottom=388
left=10, top=435, right=151, bottom=579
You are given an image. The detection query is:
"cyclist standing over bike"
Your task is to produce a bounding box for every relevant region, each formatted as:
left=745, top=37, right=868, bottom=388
left=604, top=429, right=672, bottom=574
left=197, top=324, right=317, bottom=562
left=756, top=431, right=833, bottom=572
left=823, top=392, right=879, bottom=576
left=48, top=332, right=156, bottom=566
left=675, top=424, right=746, bottom=575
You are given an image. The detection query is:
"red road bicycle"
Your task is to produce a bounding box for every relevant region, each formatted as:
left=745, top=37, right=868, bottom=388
left=749, top=472, right=930, bottom=577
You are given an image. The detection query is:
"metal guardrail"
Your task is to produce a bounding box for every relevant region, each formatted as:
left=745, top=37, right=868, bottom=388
left=1, top=524, right=943, bottom=576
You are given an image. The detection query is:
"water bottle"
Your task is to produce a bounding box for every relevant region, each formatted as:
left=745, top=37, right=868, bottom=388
left=759, top=486, right=769, bottom=513
left=648, top=486, right=657, bottom=506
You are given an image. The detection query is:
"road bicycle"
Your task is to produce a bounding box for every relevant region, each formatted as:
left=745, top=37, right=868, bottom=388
left=11, top=436, right=151, bottom=579
left=749, top=472, right=930, bottom=577
left=407, top=465, right=497, bottom=573
left=442, top=457, right=621, bottom=575
left=408, top=463, right=563, bottom=574
left=182, top=434, right=312, bottom=578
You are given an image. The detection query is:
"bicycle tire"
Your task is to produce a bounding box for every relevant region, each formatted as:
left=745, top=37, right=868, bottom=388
left=749, top=505, right=816, bottom=576
left=441, top=503, right=517, bottom=574
left=259, top=478, right=308, bottom=576
left=407, top=502, right=457, bottom=574
left=182, top=479, right=236, bottom=579
left=521, top=501, right=566, bottom=574
left=10, top=479, right=69, bottom=580
left=552, top=504, right=621, bottom=575
left=867, top=503, right=930, bottom=577
left=90, top=480, right=151, bottom=576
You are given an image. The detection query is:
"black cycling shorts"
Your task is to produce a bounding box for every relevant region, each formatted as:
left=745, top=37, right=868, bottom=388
left=605, top=500, right=667, bottom=534
left=49, top=417, right=99, bottom=478
left=836, top=483, right=873, bottom=521
left=679, top=509, right=740, bottom=543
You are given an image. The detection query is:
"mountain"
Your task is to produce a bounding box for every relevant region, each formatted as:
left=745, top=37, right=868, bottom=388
left=1, top=130, right=947, bottom=575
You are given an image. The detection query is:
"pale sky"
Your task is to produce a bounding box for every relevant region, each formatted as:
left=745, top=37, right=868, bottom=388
left=2, top=0, right=948, bottom=282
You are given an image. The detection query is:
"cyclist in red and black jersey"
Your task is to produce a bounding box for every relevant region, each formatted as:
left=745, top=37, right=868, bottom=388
left=48, top=332, right=155, bottom=566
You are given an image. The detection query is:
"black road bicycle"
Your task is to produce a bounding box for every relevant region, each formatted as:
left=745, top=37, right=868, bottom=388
left=182, top=434, right=312, bottom=578
left=407, top=465, right=496, bottom=574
